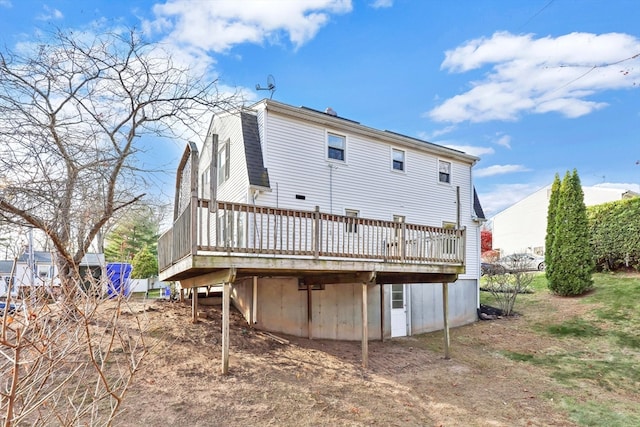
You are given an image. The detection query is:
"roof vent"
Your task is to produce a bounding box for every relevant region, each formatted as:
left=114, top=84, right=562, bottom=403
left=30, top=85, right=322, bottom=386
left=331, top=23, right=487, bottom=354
left=325, top=107, right=337, bottom=117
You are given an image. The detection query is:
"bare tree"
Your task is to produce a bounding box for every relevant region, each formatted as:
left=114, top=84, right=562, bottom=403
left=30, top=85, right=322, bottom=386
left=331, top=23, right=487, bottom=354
left=1, top=270, right=152, bottom=425
left=0, top=28, right=238, bottom=425
left=0, top=28, right=238, bottom=289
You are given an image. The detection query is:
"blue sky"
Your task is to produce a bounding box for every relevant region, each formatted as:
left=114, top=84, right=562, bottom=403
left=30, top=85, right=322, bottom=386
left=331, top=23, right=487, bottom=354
left=2, top=0, right=640, bottom=217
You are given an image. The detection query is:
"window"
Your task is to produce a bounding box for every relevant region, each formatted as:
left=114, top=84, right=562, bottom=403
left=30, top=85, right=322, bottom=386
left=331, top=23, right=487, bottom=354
left=327, top=133, right=346, bottom=161
left=438, top=160, right=451, bottom=184
left=392, top=148, right=405, bottom=171
left=37, top=265, right=50, bottom=279
left=217, top=139, right=230, bottom=185
left=201, top=165, right=210, bottom=198
left=345, top=209, right=359, bottom=233
left=391, top=284, right=404, bottom=309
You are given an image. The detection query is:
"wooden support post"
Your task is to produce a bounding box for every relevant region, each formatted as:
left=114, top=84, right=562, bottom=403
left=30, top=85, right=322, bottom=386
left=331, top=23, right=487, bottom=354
left=362, top=282, right=369, bottom=369
left=252, top=276, right=258, bottom=324
left=191, top=287, right=198, bottom=324
left=222, top=281, right=231, bottom=375
left=307, top=280, right=313, bottom=339
left=442, top=282, right=450, bottom=360
left=379, top=283, right=385, bottom=342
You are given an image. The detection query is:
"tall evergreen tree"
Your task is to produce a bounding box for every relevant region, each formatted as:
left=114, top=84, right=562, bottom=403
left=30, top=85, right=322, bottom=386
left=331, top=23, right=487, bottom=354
left=545, top=173, right=562, bottom=281
left=548, top=169, right=594, bottom=295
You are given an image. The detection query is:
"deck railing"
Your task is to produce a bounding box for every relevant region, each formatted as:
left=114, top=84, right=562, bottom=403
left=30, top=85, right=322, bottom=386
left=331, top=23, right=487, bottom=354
left=158, top=200, right=465, bottom=271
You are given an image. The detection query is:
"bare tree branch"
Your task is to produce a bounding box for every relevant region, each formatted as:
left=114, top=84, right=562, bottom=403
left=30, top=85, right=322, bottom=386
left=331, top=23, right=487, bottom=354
left=0, top=28, right=239, bottom=288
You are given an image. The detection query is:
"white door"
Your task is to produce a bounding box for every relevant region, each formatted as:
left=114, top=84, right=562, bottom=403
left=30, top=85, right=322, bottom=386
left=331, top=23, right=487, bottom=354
left=390, top=284, right=407, bottom=337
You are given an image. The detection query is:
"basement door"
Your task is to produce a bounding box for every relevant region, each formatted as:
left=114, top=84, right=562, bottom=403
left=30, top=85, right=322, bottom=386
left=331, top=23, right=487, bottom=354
left=390, top=284, right=408, bottom=337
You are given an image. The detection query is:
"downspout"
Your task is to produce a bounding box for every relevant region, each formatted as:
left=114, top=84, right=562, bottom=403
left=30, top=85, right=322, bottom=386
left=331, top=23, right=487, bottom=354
left=476, top=222, right=481, bottom=309
left=470, top=168, right=481, bottom=311
left=456, top=186, right=461, bottom=230
left=328, top=164, right=334, bottom=214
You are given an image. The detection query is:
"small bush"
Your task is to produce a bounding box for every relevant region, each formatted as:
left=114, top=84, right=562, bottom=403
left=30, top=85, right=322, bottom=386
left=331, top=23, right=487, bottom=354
left=482, top=259, right=535, bottom=316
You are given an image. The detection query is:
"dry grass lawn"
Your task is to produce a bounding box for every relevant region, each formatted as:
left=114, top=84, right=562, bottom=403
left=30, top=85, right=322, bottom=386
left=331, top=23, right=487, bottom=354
left=113, top=274, right=639, bottom=426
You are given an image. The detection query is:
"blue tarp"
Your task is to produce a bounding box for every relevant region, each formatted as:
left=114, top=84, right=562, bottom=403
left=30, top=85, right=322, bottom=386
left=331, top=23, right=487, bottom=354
left=106, top=263, right=132, bottom=298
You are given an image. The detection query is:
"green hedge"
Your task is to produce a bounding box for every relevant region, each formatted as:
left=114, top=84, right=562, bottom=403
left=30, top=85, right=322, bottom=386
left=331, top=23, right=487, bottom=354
left=587, top=197, right=640, bottom=271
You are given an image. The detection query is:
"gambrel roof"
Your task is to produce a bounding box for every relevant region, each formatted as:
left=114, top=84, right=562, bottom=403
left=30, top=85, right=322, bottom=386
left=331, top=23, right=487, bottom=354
left=241, top=111, right=270, bottom=189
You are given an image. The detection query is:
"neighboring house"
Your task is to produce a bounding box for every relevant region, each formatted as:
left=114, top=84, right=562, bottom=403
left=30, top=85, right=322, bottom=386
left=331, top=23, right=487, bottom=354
left=491, top=185, right=637, bottom=257
left=158, top=99, right=485, bottom=369
left=0, top=259, right=17, bottom=297
left=13, top=251, right=106, bottom=290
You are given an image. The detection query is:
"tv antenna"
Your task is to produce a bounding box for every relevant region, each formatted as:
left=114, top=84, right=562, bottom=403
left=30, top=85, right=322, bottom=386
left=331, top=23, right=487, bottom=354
left=256, top=74, right=276, bottom=99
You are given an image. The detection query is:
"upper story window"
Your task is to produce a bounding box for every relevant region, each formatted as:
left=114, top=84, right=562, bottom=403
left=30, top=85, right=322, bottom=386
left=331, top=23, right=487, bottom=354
left=327, top=133, right=346, bottom=162
left=438, top=160, right=451, bottom=184
left=217, top=139, right=230, bottom=185
left=392, top=148, right=405, bottom=172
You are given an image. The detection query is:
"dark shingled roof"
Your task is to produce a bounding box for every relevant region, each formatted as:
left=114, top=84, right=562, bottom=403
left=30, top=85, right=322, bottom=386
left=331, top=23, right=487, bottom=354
left=16, top=252, right=105, bottom=266
left=473, top=187, right=486, bottom=220
left=241, top=112, right=270, bottom=189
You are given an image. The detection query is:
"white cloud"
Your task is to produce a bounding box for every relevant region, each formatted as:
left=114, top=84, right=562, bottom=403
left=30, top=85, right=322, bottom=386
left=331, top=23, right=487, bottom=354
left=441, top=144, right=494, bottom=157
left=145, top=0, right=352, bottom=53
left=494, top=134, right=511, bottom=149
left=426, top=125, right=456, bottom=138
left=0, top=0, right=11, bottom=8
left=36, top=5, right=63, bottom=21
left=428, top=31, right=640, bottom=123
left=370, top=0, right=393, bottom=8
left=475, top=164, right=530, bottom=178
left=479, top=183, right=542, bottom=218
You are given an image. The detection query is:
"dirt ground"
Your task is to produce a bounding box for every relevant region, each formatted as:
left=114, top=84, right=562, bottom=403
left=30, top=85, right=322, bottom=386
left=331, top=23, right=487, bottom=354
left=113, top=292, right=596, bottom=427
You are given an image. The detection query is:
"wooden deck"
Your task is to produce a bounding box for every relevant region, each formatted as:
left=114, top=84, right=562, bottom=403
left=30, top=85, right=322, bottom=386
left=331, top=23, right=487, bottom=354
left=158, top=199, right=466, bottom=286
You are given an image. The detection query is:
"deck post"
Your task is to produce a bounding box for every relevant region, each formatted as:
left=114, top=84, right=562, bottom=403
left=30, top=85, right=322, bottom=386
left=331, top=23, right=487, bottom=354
left=222, top=280, right=231, bottom=375
left=312, top=206, right=320, bottom=258
left=379, top=284, right=385, bottom=342
left=189, top=142, right=199, bottom=256
left=191, top=287, right=198, bottom=324
left=307, top=280, right=313, bottom=339
left=442, top=282, right=450, bottom=359
left=252, top=276, right=258, bottom=324
left=362, top=282, right=368, bottom=369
